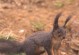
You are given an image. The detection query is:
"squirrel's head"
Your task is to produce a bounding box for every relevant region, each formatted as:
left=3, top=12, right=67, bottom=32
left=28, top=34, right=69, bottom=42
left=52, top=13, right=72, bottom=39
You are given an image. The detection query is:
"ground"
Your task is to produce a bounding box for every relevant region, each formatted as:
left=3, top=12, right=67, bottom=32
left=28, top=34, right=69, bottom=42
left=0, top=0, right=79, bottom=55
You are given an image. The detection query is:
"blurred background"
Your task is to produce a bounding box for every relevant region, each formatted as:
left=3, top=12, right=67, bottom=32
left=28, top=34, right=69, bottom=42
left=0, top=0, right=79, bottom=55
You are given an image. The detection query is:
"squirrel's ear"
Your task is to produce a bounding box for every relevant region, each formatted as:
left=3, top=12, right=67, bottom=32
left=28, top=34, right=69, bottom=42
left=63, top=15, right=72, bottom=28
left=53, top=12, right=62, bottom=30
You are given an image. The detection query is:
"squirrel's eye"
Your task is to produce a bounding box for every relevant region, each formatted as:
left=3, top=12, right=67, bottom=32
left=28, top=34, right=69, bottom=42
left=58, top=30, right=61, bottom=33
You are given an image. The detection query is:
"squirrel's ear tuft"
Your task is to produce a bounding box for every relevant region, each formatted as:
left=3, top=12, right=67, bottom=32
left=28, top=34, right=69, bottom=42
left=63, top=15, right=72, bottom=28
left=53, top=12, right=62, bottom=30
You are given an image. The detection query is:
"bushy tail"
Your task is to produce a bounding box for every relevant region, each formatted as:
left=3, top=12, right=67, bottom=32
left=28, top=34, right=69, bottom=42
left=0, top=39, right=23, bottom=53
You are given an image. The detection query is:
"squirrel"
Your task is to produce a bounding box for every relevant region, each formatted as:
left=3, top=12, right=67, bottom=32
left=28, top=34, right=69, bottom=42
left=0, top=13, right=72, bottom=55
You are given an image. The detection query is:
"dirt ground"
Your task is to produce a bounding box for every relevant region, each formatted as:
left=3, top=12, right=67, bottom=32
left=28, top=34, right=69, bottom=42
left=0, top=0, right=79, bottom=55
